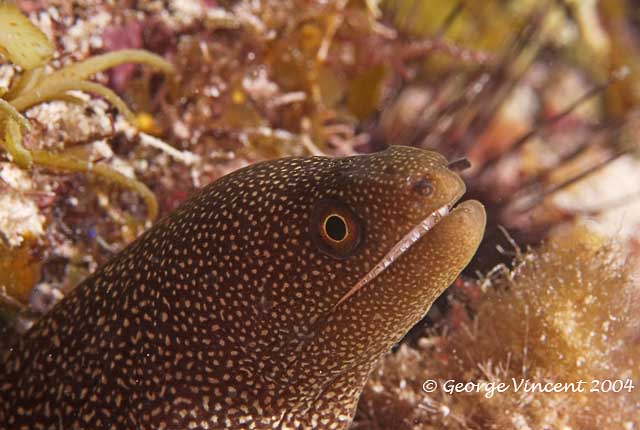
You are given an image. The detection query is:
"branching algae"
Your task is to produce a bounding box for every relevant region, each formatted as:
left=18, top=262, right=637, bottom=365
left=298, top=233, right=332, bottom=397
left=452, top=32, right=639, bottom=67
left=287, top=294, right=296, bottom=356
left=0, top=2, right=174, bottom=221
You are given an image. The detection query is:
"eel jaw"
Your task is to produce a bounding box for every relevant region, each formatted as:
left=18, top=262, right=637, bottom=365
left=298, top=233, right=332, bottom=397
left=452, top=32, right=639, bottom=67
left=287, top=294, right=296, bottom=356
left=334, top=203, right=452, bottom=308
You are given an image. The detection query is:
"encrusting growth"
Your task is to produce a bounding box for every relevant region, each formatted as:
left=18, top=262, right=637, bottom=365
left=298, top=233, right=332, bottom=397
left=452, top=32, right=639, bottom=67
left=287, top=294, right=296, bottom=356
left=356, top=228, right=639, bottom=430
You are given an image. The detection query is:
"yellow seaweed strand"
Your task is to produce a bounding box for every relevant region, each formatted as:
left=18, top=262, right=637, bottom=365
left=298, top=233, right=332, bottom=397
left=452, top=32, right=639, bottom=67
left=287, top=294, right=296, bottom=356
left=51, top=49, right=175, bottom=82
left=0, top=99, right=31, bottom=131
left=30, top=150, right=159, bottom=221
left=4, top=67, right=45, bottom=101
left=10, top=79, right=136, bottom=124
left=2, top=118, right=32, bottom=169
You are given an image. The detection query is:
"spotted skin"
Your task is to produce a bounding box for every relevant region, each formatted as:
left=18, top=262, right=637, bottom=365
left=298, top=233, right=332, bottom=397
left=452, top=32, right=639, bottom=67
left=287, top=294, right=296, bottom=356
left=0, top=146, right=485, bottom=430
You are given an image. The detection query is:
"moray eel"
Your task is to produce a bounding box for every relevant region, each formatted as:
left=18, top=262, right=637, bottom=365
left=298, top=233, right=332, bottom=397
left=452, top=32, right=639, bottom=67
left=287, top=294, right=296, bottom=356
left=0, top=146, right=485, bottom=430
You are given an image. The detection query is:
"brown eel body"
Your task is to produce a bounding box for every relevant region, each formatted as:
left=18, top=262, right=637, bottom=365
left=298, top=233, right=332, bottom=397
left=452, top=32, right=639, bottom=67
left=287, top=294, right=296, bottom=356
left=0, top=146, right=485, bottom=430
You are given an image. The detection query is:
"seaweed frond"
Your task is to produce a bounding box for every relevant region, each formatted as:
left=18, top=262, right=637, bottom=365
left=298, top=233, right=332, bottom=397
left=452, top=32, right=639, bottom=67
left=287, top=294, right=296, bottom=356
left=1, top=118, right=31, bottom=169
left=0, top=2, right=53, bottom=70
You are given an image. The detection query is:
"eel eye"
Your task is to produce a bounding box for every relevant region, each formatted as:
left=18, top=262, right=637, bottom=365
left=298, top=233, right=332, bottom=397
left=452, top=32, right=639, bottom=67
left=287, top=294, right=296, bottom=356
left=311, top=199, right=363, bottom=259
left=324, top=214, right=347, bottom=242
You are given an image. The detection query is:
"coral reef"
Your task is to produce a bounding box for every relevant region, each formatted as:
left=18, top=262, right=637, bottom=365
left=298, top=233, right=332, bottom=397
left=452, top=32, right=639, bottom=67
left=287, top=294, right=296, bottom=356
left=0, top=0, right=639, bottom=426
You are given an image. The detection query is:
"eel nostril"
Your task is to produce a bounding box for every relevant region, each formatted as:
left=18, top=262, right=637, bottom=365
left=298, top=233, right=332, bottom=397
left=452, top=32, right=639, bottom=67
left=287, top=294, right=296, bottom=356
left=412, top=177, right=434, bottom=196
left=447, top=158, right=471, bottom=172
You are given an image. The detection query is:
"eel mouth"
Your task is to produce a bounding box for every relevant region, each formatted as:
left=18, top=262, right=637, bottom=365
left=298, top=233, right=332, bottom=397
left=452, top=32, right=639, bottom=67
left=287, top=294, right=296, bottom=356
left=334, top=200, right=456, bottom=307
